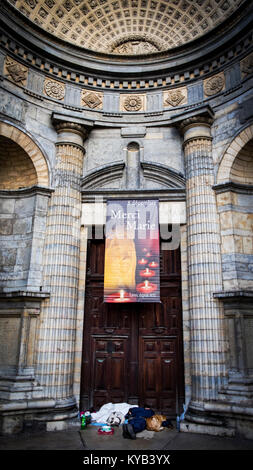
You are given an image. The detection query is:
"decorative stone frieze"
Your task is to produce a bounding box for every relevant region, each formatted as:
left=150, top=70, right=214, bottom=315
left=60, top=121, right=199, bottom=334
left=81, top=90, right=103, bottom=109
left=120, top=94, right=146, bottom=112
left=240, top=52, right=253, bottom=79
left=164, top=87, right=187, bottom=108
left=4, top=56, right=28, bottom=86
left=43, top=78, right=65, bottom=100
left=203, top=72, right=225, bottom=97
left=0, top=18, right=252, bottom=93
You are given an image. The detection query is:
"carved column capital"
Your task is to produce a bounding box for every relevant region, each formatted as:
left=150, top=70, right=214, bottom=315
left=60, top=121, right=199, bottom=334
left=54, top=121, right=89, bottom=140
left=180, top=114, right=214, bottom=147
left=180, top=115, right=214, bottom=131
left=53, top=118, right=90, bottom=151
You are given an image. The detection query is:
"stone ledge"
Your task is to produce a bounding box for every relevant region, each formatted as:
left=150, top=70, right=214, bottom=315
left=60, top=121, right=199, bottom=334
left=0, top=290, right=50, bottom=300
left=0, top=398, right=56, bottom=412
left=81, top=188, right=186, bottom=203
left=213, top=290, right=253, bottom=300
left=213, top=181, right=253, bottom=194
left=0, top=185, right=54, bottom=198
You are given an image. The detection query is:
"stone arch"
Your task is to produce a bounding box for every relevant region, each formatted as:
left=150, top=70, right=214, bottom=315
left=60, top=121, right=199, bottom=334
left=216, top=123, right=253, bottom=184
left=230, top=139, right=253, bottom=185
left=0, top=121, right=50, bottom=187
left=127, top=141, right=140, bottom=152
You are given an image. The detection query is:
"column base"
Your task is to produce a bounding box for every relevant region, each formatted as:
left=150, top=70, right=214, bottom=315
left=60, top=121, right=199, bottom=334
left=0, top=395, right=79, bottom=435
left=180, top=421, right=235, bottom=438
left=219, top=376, right=253, bottom=403
left=181, top=399, right=253, bottom=440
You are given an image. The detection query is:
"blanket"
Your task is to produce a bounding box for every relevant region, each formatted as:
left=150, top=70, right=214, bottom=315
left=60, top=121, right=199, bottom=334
left=91, top=402, right=138, bottom=424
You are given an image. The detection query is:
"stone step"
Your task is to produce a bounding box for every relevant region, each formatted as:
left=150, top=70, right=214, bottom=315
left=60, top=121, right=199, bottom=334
left=180, top=421, right=235, bottom=438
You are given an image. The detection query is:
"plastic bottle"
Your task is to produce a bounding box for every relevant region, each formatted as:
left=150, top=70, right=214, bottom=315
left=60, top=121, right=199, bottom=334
left=84, top=411, right=91, bottom=424
left=81, top=414, right=86, bottom=429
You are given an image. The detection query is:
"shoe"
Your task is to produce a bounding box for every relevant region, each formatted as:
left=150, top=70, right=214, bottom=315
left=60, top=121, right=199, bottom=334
left=126, top=423, right=136, bottom=440
left=162, top=419, right=173, bottom=429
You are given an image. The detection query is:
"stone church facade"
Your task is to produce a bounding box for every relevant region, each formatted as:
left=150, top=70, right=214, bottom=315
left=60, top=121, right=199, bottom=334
left=0, top=0, right=253, bottom=439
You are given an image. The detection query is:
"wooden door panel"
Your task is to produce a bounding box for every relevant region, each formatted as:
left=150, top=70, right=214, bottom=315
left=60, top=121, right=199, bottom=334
left=91, top=337, right=128, bottom=407
left=110, top=357, right=125, bottom=390
left=81, top=236, right=184, bottom=416
left=94, top=358, right=107, bottom=392
left=139, top=337, right=178, bottom=414
left=161, top=358, right=176, bottom=393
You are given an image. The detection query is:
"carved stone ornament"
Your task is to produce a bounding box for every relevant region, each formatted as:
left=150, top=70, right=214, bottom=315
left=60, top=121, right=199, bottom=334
left=112, top=40, right=159, bottom=55
left=4, top=56, right=28, bottom=86
left=44, top=79, right=65, bottom=100
left=204, top=73, right=225, bottom=96
left=123, top=95, right=143, bottom=112
left=81, top=90, right=103, bottom=109
left=164, top=88, right=187, bottom=107
left=240, top=53, right=253, bottom=78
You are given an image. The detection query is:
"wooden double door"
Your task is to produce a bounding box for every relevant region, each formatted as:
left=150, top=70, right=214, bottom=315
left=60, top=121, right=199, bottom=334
left=80, top=236, right=184, bottom=417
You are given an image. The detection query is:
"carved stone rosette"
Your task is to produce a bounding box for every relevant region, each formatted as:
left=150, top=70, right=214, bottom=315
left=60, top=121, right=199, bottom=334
left=44, top=78, right=65, bottom=100
left=203, top=72, right=225, bottom=97
left=164, top=87, right=187, bottom=107
left=81, top=90, right=103, bottom=109
left=4, top=56, right=28, bottom=86
left=120, top=94, right=145, bottom=112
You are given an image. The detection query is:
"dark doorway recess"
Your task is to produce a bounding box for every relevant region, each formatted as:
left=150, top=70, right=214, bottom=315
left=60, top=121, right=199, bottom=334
left=80, top=232, right=184, bottom=417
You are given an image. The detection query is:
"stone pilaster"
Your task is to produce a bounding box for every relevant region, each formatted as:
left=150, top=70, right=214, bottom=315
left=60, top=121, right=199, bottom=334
left=36, top=122, right=88, bottom=425
left=181, top=117, right=228, bottom=422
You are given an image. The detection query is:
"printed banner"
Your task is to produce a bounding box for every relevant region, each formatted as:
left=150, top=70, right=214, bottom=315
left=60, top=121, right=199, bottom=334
left=104, top=199, right=160, bottom=303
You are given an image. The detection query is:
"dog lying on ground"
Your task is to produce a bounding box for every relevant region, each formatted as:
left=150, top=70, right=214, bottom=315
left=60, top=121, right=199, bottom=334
left=146, top=414, right=173, bottom=432
left=106, top=411, right=125, bottom=426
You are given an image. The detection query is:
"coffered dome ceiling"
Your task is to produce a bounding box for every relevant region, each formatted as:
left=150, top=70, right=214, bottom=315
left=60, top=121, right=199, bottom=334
left=8, top=0, right=243, bottom=55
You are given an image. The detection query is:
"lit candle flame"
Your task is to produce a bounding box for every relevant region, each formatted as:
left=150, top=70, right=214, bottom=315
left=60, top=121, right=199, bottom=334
left=120, top=289, right=124, bottom=300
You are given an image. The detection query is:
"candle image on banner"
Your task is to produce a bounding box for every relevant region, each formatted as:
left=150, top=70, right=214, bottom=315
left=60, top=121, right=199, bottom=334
left=104, top=200, right=160, bottom=303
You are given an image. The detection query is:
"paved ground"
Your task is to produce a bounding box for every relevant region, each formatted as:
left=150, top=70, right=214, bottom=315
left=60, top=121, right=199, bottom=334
left=0, top=423, right=253, bottom=451
left=1, top=425, right=253, bottom=468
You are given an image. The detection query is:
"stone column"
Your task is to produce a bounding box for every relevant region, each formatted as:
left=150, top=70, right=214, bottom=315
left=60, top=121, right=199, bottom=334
left=180, top=117, right=227, bottom=422
left=36, top=122, right=88, bottom=424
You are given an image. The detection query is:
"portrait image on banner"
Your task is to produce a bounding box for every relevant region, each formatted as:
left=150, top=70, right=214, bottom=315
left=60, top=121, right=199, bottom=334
left=104, top=199, right=160, bottom=303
